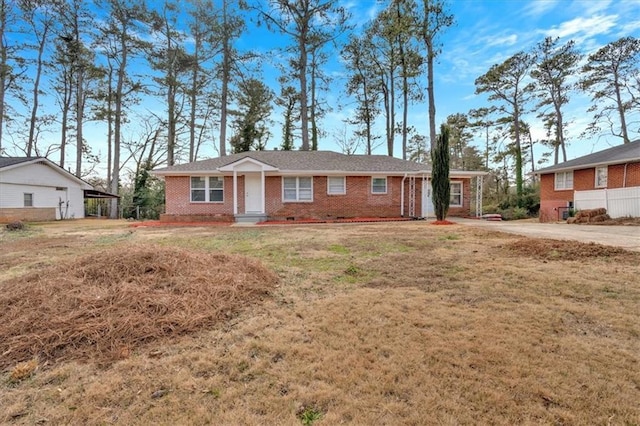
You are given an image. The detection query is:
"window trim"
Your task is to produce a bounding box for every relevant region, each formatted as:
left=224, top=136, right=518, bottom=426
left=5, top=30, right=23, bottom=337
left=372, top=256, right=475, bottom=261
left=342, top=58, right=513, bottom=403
left=282, top=176, right=314, bottom=202
left=449, top=181, right=463, bottom=207
left=23, top=193, right=33, bottom=207
left=327, top=176, right=346, bottom=195
left=595, top=166, right=608, bottom=188
left=190, top=176, right=224, bottom=203
left=554, top=171, right=574, bottom=190
left=371, top=176, right=388, bottom=194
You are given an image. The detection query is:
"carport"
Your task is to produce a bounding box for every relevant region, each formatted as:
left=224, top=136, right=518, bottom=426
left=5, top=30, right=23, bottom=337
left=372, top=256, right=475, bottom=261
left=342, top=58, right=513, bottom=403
left=84, top=189, right=119, bottom=218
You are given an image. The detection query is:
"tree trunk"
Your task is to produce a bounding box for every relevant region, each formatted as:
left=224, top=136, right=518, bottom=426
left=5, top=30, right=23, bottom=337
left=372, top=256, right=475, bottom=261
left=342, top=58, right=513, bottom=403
left=299, top=37, right=309, bottom=151
left=75, top=67, right=83, bottom=177
left=613, top=71, right=630, bottom=143
left=110, top=23, right=128, bottom=219
left=426, top=40, right=436, bottom=152
left=0, top=0, right=8, bottom=153
left=310, top=56, right=317, bottom=150
left=513, top=104, right=523, bottom=198
left=219, top=0, right=230, bottom=156
left=27, top=25, right=48, bottom=156
left=189, top=32, right=199, bottom=162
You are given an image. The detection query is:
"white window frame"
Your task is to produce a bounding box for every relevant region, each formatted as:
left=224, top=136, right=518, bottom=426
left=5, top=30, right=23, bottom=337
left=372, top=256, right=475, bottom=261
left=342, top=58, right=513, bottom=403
left=190, top=176, right=224, bottom=203
left=282, top=176, right=313, bottom=202
left=371, top=176, right=387, bottom=194
left=327, top=176, right=346, bottom=195
left=554, top=171, right=573, bottom=190
left=595, top=166, right=608, bottom=188
left=24, top=193, right=33, bottom=207
left=450, top=181, right=463, bottom=207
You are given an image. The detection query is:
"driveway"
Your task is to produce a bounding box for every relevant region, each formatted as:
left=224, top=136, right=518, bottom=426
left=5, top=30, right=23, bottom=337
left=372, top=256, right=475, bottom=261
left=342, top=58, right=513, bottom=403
left=455, top=218, right=640, bottom=252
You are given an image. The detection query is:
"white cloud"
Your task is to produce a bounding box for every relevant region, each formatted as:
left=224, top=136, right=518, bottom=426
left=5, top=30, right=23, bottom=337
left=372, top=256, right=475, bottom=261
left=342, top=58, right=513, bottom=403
left=619, top=19, right=640, bottom=35
left=543, top=14, right=618, bottom=40
left=484, top=34, right=518, bottom=47
left=523, top=0, right=560, bottom=17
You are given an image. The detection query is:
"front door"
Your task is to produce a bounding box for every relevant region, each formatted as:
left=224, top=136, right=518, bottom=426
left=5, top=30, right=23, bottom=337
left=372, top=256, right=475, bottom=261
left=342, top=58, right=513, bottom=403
left=422, top=179, right=434, bottom=218
left=244, top=174, right=263, bottom=213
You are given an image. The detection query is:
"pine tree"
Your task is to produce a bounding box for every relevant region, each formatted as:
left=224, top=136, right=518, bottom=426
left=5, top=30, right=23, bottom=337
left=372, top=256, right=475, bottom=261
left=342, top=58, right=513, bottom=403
left=431, top=124, right=450, bottom=221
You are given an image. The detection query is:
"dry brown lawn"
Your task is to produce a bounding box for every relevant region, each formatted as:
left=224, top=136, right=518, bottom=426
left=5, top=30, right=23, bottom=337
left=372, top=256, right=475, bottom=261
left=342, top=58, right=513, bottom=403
left=1, top=220, right=639, bottom=425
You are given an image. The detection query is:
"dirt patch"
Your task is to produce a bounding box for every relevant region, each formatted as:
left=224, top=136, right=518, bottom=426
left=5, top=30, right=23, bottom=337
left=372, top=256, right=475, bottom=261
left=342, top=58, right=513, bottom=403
left=0, top=245, right=277, bottom=370
left=431, top=219, right=456, bottom=225
left=502, top=238, right=638, bottom=262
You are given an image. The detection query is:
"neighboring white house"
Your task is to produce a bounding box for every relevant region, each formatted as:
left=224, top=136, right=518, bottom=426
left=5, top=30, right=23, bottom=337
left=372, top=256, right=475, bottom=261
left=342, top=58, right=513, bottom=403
left=0, top=157, right=93, bottom=222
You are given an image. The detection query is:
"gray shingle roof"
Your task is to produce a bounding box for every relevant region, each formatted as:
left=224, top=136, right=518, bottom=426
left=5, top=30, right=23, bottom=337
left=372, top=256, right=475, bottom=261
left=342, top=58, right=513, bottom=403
left=0, top=157, right=40, bottom=169
left=535, top=140, right=640, bottom=174
left=153, top=150, right=431, bottom=174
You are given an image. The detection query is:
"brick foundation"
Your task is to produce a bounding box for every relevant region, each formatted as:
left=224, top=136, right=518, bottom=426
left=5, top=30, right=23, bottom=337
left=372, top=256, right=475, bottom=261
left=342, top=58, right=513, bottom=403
left=0, top=208, right=57, bottom=223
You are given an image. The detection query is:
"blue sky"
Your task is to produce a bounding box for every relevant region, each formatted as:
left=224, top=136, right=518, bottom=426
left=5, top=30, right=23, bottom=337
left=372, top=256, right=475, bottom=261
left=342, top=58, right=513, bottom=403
left=8, top=0, right=640, bottom=177
left=233, top=0, right=639, bottom=166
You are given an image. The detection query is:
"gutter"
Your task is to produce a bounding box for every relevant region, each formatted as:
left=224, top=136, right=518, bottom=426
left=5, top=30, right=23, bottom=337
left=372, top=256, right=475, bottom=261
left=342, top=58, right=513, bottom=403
left=401, top=173, right=407, bottom=217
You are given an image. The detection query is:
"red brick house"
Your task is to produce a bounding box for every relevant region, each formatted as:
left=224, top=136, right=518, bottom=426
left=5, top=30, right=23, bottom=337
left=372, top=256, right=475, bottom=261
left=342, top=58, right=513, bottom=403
left=535, top=140, right=640, bottom=222
left=152, top=151, right=486, bottom=223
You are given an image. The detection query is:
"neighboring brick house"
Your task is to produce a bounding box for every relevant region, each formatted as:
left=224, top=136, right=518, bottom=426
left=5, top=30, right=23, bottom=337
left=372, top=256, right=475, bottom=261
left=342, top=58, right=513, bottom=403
left=535, top=140, right=640, bottom=222
left=0, top=157, right=93, bottom=222
left=152, top=150, right=486, bottom=223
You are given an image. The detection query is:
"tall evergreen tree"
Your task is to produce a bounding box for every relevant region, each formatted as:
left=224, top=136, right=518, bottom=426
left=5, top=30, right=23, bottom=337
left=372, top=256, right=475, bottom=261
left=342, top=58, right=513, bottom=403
left=431, top=124, right=450, bottom=221
left=414, top=0, right=453, bottom=151
left=580, top=36, right=640, bottom=144
left=229, top=78, right=273, bottom=153
left=531, top=37, right=581, bottom=164
left=475, top=51, right=534, bottom=198
left=260, top=0, right=350, bottom=151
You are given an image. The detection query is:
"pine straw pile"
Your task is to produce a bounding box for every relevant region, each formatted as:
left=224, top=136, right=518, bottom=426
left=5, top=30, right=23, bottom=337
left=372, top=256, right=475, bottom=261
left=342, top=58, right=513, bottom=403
left=0, top=245, right=277, bottom=370
left=503, top=238, right=637, bottom=261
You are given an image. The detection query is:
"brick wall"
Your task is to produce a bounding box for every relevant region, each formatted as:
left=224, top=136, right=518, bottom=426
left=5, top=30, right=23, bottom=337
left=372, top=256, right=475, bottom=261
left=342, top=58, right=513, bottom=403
left=539, top=161, right=640, bottom=222
left=164, top=174, right=473, bottom=221
left=0, top=207, right=56, bottom=223
left=608, top=162, right=640, bottom=188
left=266, top=176, right=407, bottom=220
left=164, top=176, right=237, bottom=220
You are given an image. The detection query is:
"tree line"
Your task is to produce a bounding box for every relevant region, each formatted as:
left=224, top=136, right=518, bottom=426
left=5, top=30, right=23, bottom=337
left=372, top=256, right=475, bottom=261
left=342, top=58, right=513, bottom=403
left=439, top=35, right=639, bottom=213
left=1, top=0, right=638, bottom=217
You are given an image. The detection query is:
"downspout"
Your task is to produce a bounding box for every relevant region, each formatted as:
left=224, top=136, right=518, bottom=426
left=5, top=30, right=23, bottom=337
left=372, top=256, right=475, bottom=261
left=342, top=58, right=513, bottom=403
left=623, top=163, right=628, bottom=187
left=401, top=173, right=407, bottom=217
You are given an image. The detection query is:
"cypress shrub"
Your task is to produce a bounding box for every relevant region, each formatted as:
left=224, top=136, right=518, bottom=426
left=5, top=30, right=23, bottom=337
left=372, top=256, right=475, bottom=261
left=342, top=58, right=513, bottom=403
left=431, top=124, right=450, bottom=221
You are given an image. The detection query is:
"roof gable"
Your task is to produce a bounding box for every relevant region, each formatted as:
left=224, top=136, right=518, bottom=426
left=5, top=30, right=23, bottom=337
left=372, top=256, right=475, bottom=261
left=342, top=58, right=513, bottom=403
left=217, top=156, right=279, bottom=172
left=0, top=157, right=36, bottom=169
left=0, top=156, right=92, bottom=189
left=535, top=140, right=640, bottom=174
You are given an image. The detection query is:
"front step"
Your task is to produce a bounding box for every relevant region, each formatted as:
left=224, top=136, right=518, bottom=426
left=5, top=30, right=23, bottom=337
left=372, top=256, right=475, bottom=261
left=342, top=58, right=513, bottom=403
left=234, top=213, right=267, bottom=224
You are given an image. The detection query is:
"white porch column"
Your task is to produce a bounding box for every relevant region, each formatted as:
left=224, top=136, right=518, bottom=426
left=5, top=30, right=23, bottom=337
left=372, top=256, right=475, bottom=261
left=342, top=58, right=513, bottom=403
left=233, top=170, right=238, bottom=215
left=261, top=170, right=266, bottom=214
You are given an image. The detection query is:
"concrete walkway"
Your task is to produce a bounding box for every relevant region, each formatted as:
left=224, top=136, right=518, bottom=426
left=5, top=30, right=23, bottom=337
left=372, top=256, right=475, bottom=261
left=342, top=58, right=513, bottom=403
left=455, top=218, right=640, bottom=252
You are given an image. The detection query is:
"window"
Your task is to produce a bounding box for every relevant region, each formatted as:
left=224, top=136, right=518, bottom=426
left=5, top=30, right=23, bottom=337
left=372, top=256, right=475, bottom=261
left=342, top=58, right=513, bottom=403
left=554, top=171, right=573, bottom=190
left=595, top=166, right=608, bottom=188
left=283, top=177, right=313, bottom=202
left=23, top=193, right=33, bottom=207
left=327, top=176, right=346, bottom=195
left=191, top=176, right=224, bottom=202
left=371, top=177, right=387, bottom=194
left=450, top=182, right=462, bottom=206
left=209, top=177, right=224, bottom=202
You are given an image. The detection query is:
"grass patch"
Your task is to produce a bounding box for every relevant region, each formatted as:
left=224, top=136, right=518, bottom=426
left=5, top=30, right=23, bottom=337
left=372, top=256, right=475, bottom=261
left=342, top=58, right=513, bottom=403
left=1, top=221, right=639, bottom=424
